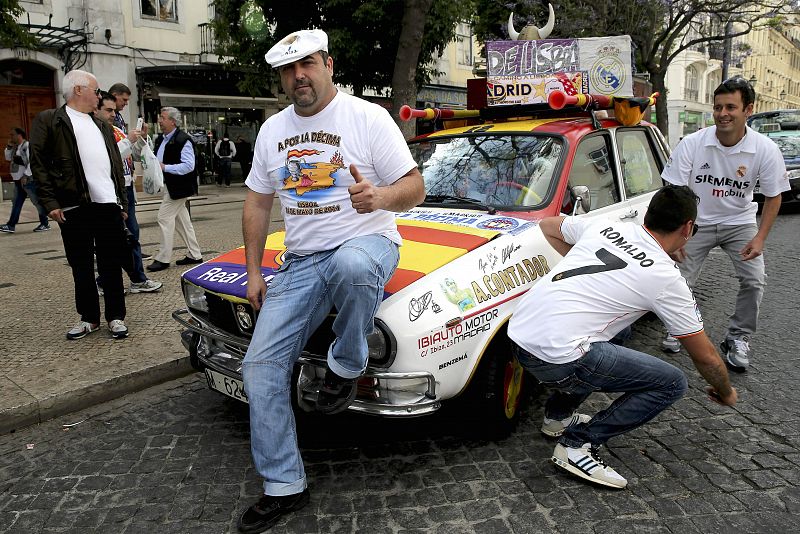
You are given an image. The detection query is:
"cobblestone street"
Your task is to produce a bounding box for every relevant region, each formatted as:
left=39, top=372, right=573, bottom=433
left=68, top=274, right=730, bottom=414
left=0, top=205, right=798, bottom=533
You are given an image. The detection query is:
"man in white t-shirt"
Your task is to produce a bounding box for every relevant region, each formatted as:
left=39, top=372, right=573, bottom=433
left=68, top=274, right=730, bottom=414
left=661, top=77, right=789, bottom=371
left=237, top=29, right=424, bottom=532
left=29, top=69, right=130, bottom=340
left=508, top=185, right=737, bottom=489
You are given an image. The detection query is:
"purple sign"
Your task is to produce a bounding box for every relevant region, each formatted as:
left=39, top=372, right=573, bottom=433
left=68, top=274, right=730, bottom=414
left=487, top=39, right=579, bottom=77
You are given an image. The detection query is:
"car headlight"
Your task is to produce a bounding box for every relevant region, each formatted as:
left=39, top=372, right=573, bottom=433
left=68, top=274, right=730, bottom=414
left=183, top=282, right=208, bottom=313
left=367, top=319, right=397, bottom=367
left=787, top=169, right=800, bottom=181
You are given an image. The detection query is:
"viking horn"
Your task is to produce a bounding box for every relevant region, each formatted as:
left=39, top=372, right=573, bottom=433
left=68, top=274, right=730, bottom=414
left=507, top=12, right=519, bottom=40
left=538, top=4, right=555, bottom=40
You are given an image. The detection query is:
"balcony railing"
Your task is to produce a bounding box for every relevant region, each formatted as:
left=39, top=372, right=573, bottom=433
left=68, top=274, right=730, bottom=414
left=199, top=23, right=218, bottom=55
left=685, top=89, right=699, bottom=102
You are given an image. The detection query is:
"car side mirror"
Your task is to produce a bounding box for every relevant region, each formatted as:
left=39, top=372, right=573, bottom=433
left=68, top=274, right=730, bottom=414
left=571, top=185, right=591, bottom=215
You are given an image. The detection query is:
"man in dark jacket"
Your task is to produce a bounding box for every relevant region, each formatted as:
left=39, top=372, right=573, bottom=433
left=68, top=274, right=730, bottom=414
left=29, top=69, right=130, bottom=340
left=147, top=106, right=203, bottom=271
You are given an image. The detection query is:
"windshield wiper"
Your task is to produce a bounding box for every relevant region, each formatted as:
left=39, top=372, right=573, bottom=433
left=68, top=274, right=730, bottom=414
left=423, top=194, right=497, bottom=214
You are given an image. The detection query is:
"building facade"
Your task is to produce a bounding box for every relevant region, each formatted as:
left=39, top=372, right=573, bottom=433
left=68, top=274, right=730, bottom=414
left=1, top=0, right=278, bottom=185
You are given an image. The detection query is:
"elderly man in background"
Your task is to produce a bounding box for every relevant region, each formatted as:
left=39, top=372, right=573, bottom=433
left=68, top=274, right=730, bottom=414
left=30, top=69, right=130, bottom=340
left=147, top=106, right=203, bottom=272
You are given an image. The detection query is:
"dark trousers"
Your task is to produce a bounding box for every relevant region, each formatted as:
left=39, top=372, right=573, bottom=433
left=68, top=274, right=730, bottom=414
left=217, top=158, right=232, bottom=185
left=60, top=203, right=127, bottom=324
left=240, top=159, right=251, bottom=180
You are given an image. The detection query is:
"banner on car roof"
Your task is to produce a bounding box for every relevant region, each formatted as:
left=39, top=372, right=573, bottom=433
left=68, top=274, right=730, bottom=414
left=485, top=35, right=633, bottom=106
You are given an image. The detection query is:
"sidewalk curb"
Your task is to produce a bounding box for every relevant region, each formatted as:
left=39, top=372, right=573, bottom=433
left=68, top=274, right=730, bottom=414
left=0, top=357, right=194, bottom=435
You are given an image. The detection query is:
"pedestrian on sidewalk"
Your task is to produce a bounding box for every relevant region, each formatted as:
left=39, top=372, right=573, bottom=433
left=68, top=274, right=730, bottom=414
left=237, top=29, right=424, bottom=533
left=108, top=82, right=131, bottom=133
left=235, top=135, right=252, bottom=184
left=508, top=185, right=737, bottom=489
left=147, top=106, right=203, bottom=272
left=660, top=76, right=790, bottom=371
left=29, top=69, right=130, bottom=340
left=1, top=128, right=50, bottom=233
left=94, top=91, right=162, bottom=295
left=214, top=133, right=236, bottom=187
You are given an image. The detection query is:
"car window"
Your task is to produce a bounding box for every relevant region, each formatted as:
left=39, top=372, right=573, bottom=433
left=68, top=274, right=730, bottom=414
left=566, top=133, right=619, bottom=211
left=617, top=129, right=662, bottom=198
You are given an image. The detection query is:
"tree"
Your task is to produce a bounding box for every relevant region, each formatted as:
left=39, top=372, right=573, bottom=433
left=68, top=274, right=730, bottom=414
left=211, top=0, right=471, bottom=130
left=472, top=0, right=789, bottom=138
left=0, top=0, right=38, bottom=48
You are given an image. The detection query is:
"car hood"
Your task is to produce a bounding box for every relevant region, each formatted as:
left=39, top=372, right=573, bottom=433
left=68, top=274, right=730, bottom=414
left=182, top=209, right=538, bottom=302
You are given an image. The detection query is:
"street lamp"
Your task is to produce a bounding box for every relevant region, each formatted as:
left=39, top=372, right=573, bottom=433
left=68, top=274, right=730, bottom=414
left=748, top=75, right=757, bottom=88
left=780, top=89, right=787, bottom=100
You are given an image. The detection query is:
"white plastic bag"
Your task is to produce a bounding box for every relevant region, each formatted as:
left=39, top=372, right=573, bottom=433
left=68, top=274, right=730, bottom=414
left=141, top=141, right=163, bottom=195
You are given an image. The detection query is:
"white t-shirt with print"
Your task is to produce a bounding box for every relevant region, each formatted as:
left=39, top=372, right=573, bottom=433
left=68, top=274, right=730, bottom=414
left=508, top=218, right=703, bottom=364
left=662, top=126, right=789, bottom=226
left=65, top=106, right=117, bottom=204
left=246, top=91, right=417, bottom=254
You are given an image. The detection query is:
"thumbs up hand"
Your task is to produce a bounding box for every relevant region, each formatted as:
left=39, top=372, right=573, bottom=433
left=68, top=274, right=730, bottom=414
left=348, top=164, right=383, bottom=213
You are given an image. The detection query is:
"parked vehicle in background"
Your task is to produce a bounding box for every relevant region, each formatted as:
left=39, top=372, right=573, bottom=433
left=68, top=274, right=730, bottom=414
left=747, top=110, right=800, bottom=204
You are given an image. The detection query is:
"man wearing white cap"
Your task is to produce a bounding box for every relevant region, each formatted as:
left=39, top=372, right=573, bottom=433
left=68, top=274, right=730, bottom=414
left=238, top=29, right=425, bottom=532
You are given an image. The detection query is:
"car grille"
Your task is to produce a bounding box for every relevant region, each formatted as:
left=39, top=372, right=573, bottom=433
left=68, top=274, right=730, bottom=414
left=199, top=291, right=393, bottom=366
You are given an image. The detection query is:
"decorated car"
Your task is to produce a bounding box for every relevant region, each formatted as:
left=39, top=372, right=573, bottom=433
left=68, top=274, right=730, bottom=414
left=173, top=30, right=670, bottom=434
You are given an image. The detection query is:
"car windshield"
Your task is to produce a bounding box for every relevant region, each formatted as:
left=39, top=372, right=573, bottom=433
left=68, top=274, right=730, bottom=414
left=770, top=135, right=800, bottom=158
left=748, top=110, right=800, bottom=133
left=408, top=134, right=563, bottom=210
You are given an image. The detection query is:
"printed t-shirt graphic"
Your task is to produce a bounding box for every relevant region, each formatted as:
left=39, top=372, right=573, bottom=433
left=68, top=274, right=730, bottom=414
left=662, top=126, right=789, bottom=226
left=246, top=91, right=417, bottom=254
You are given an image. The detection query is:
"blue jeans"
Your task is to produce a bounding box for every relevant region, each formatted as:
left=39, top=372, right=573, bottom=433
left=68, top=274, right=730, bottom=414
left=6, top=180, right=48, bottom=228
left=513, top=342, right=687, bottom=448
left=97, top=185, right=146, bottom=285
left=242, top=234, right=399, bottom=496
left=217, top=158, right=231, bottom=185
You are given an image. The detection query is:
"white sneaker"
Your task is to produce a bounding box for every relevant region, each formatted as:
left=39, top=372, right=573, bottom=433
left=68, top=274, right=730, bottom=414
left=66, top=321, right=100, bottom=340
left=97, top=285, right=129, bottom=296
left=129, top=279, right=163, bottom=293
left=541, top=413, right=592, bottom=437
left=661, top=335, right=681, bottom=353
left=552, top=443, right=627, bottom=489
left=108, top=319, right=129, bottom=339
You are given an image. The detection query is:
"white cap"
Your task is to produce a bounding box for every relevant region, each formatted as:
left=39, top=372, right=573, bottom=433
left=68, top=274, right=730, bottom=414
left=265, top=29, right=328, bottom=68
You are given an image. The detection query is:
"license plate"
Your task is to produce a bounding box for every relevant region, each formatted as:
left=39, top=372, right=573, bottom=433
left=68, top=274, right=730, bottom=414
left=205, top=369, right=249, bottom=403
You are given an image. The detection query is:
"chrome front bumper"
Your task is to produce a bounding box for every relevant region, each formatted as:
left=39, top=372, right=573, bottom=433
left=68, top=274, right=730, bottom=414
left=172, top=308, right=441, bottom=416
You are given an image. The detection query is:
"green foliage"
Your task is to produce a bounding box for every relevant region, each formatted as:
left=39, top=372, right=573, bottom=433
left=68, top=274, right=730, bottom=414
left=211, top=0, right=472, bottom=98
left=0, top=0, right=38, bottom=48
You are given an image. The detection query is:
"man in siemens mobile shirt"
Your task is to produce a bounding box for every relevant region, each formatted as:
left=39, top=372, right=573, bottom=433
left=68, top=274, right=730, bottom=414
left=237, top=29, right=424, bottom=533
left=30, top=69, right=130, bottom=339
left=508, top=185, right=737, bottom=489
left=661, top=76, right=790, bottom=371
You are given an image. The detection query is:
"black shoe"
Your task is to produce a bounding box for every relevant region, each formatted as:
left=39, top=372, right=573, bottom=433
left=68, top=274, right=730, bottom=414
left=147, top=260, right=170, bottom=272
left=175, top=256, right=203, bottom=265
left=316, top=370, right=358, bottom=414
left=237, top=490, right=310, bottom=533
